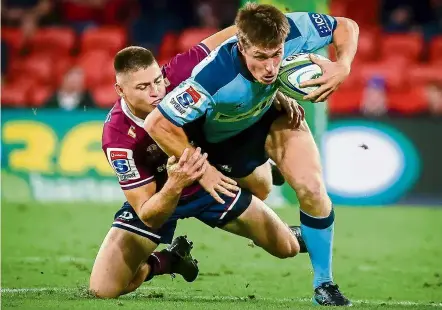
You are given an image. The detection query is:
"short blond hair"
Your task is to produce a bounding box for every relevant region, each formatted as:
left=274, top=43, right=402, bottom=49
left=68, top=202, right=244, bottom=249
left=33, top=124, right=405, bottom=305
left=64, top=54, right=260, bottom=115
left=235, top=2, right=289, bottom=49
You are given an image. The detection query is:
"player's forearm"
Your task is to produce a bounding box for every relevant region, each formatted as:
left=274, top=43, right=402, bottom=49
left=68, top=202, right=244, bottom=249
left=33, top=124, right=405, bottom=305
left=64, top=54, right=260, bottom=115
left=139, top=180, right=182, bottom=230
left=332, top=17, right=359, bottom=71
left=145, top=113, right=196, bottom=158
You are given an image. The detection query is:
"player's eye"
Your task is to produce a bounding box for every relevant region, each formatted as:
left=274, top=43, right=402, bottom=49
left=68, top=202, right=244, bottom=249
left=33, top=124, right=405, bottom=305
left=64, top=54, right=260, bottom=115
left=155, top=78, right=163, bottom=85
left=255, top=55, right=267, bottom=60
left=137, top=85, right=147, bottom=90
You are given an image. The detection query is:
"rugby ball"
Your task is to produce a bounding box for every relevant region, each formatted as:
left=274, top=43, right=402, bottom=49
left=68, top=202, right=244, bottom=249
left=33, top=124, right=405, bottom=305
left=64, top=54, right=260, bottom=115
left=277, top=53, right=330, bottom=100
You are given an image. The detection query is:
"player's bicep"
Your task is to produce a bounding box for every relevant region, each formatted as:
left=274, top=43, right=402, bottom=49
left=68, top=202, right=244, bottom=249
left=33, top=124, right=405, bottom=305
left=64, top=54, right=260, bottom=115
left=286, top=12, right=337, bottom=52
left=201, top=25, right=237, bottom=52
left=105, top=147, right=155, bottom=190
left=123, top=181, right=157, bottom=215
left=157, top=80, right=213, bottom=127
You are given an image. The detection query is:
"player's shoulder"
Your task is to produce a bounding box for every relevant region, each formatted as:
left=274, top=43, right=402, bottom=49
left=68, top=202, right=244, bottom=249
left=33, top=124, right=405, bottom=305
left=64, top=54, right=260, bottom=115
left=285, top=12, right=336, bottom=40
left=191, top=37, right=241, bottom=96
left=102, top=100, right=138, bottom=149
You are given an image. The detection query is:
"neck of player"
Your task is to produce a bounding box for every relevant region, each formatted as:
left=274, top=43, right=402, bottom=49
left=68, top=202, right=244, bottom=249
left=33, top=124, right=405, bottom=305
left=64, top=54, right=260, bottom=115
left=128, top=102, right=149, bottom=120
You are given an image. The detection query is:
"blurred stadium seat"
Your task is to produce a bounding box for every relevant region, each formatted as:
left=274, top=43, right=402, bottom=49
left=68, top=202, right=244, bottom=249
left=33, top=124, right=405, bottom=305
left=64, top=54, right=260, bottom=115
left=20, top=55, right=54, bottom=86
left=28, top=85, right=53, bottom=107
left=29, top=27, right=76, bottom=57
left=81, top=27, right=127, bottom=54
left=359, top=61, right=406, bottom=90
left=409, top=64, right=442, bottom=85
left=92, top=83, right=119, bottom=108
left=158, top=32, right=178, bottom=64
left=177, top=28, right=218, bottom=53
left=429, top=36, right=442, bottom=64
left=1, top=81, right=34, bottom=107
left=355, top=28, right=379, bottom=62
left=53, top=57, right=75, bottom=87
left=1, top=27, right=24, bottom=53
left=381, top=33, right=424, bottom=64
left=77, top=51, right=113, bottom=88
left=328, top=89, right=362, bottom=114
left=388, top=87, right=427, bottom=114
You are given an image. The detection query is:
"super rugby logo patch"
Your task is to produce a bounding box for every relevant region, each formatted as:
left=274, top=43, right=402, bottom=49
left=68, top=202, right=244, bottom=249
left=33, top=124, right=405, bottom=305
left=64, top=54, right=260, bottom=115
left=168, top=84, right=204, bottom=115
left=106, top=148, right=140, bottom=182
left=176, top=86, right=201, bottom=108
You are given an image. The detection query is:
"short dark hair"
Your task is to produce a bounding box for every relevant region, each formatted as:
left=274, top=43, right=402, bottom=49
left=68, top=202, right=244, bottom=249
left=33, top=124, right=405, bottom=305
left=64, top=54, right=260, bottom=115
left=114, top=46, right=156, bottom=73
left=235, top=2, right=289, bottom=49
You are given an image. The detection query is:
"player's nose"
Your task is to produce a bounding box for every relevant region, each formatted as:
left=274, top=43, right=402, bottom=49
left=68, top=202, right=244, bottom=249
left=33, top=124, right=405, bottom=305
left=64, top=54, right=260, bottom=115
left=264, top=61, right=275, bottom=73
left=150, top=85, right=159, bottom=96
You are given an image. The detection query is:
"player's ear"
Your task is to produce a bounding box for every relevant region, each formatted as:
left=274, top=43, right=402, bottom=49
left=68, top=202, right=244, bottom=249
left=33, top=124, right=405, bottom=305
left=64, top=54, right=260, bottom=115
left=238, top=41, right=245, bottom=55
left=115, top=83, right=124, bottom=98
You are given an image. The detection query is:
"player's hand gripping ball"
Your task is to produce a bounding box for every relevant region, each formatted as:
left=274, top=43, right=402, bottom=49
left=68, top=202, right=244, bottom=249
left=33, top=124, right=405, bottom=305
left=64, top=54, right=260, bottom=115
left=277, top=53, right=330, bottom=101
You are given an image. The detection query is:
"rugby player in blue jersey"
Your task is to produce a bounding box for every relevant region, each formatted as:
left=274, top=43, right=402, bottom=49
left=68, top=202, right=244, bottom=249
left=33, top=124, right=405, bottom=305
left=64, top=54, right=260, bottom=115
left=145, top=3, right=359, bottom=306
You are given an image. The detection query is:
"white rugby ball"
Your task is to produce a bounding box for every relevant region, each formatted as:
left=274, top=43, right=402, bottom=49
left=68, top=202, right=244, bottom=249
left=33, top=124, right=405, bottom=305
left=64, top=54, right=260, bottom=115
left=277, top=53, right=330, bottom=101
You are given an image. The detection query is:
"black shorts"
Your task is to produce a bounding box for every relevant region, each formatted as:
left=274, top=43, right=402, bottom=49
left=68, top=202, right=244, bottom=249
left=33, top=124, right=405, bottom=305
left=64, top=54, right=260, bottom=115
left=112, top=187, right=252, bottom=244
left=184, top=106, right=283, bottom=178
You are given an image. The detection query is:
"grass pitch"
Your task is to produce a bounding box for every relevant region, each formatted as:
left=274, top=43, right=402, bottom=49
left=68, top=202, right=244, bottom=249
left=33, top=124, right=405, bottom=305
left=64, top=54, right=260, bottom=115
left=2, top=202, right=442, bottom=309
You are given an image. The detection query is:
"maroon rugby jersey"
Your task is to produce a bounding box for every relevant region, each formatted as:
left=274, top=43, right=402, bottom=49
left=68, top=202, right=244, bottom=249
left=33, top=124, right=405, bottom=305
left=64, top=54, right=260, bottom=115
left=102, top=43, right=210, bottom=194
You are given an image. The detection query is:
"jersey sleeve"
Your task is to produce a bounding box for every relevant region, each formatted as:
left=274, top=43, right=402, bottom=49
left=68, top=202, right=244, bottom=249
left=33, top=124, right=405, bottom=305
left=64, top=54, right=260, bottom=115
left=157, top=78, right=214, bottom=127
left=162, top=43, right=210, bottom=91
left=103, top=143, right=156, bottom=191
left=285, top=12, right=337, bottom=54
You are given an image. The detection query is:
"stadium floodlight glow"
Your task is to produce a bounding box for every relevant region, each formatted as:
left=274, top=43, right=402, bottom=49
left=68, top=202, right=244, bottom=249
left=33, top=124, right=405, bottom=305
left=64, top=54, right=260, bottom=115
left=324, top=120, right=420, bottom=205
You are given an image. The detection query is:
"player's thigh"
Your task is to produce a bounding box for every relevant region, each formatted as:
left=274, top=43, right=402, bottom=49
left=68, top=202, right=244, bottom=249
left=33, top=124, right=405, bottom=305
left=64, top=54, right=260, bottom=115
left=221, top=195, right=299, bottom=259
left=265, top=116, right=331, bottom=213
left=90, top=227, right=157, bottom=298
left=234, top=161, right=272, bottom=201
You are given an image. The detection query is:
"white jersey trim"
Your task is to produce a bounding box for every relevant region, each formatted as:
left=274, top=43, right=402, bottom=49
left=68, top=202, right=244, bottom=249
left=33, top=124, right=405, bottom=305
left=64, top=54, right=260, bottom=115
left=121, top=98, right=145, bottom=128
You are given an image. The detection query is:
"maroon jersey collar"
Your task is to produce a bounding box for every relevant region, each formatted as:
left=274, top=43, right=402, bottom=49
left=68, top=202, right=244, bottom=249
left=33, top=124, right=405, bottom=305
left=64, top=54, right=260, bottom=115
left=121, top=98, right=145, bottom=128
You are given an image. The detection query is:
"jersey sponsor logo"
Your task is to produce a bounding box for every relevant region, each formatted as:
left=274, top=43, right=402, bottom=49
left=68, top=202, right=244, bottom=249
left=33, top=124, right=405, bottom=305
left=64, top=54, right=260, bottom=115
left=308, top=13, right=332, bottom=37
left=118, top=211, right=134, bottom=220
left=218, top=164, right=232, bottom=173
left=213, top=92, right=276, bottom=122
left=127, top=125, right=136, bottom=139
left=169, top=97, right=187, bottom=114
left=106, top=148, right=140, bottom=182
left=157, top=164, right=166, bottom=173
left=176, top=86, right=201, bottom=107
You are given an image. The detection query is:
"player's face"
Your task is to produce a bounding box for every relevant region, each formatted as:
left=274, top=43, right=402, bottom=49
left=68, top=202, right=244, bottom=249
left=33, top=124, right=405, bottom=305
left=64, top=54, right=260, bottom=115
left=240, top=43, right=284, bottom=85
left=117, top=63, right=166, bottom=114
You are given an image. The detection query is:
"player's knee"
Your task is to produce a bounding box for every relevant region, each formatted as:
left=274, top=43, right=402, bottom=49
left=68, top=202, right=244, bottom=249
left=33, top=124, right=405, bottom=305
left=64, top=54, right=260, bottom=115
left=250, top=179, right=272, bottom=201
left=89, top=285, right=122, bottom=299
left=274, top=240, right=300, bottom=259
left=89, top=277, right=124, bottom=299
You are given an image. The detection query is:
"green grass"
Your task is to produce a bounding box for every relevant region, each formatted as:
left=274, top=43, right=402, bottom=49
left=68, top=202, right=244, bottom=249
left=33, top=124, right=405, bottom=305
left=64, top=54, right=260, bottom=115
left=2, top=201, right=442, bottom=309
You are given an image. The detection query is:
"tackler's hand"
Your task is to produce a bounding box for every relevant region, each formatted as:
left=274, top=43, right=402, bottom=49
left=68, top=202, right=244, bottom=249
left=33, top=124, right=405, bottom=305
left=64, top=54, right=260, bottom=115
left=167, top=147, right=208, bottom=190
left=273, top=91, right=305, bottom=129
left=199, top=165, right=239, bottom=204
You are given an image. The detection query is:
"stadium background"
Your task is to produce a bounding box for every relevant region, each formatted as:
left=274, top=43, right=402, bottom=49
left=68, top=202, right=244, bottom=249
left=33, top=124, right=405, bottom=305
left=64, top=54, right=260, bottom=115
left=2, top=0, right=442, bottom=206
left=2, top=1, right=442, bottom=309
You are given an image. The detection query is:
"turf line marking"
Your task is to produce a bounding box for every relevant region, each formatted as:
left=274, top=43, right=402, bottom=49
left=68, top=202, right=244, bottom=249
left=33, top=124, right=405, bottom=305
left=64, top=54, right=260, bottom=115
left=8, top=256, right=93, bottom=263
left=1, top=287, right=441, bottom=307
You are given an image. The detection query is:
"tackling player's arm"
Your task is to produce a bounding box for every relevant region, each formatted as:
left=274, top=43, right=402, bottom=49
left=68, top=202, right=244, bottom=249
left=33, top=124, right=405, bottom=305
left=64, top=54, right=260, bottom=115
left=124, top=148, right=208, bottom=230
left=201, top=25, right=237, bottom=51
left=145, top=81, right=239, bottom=205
